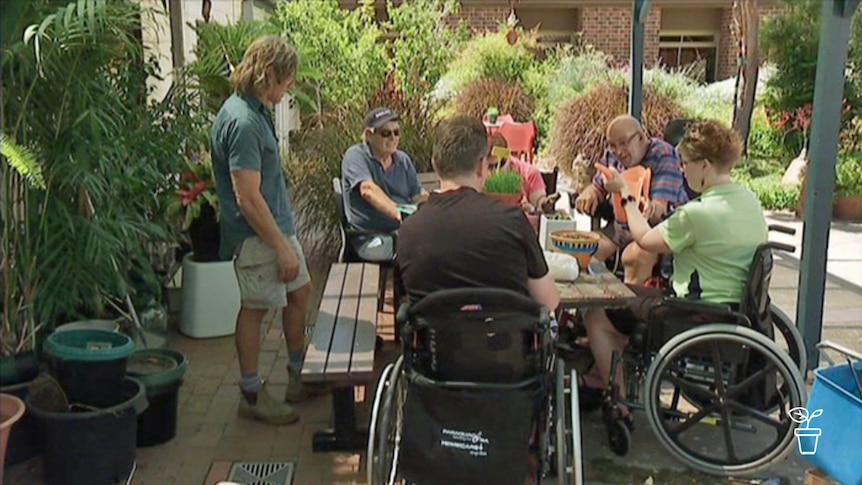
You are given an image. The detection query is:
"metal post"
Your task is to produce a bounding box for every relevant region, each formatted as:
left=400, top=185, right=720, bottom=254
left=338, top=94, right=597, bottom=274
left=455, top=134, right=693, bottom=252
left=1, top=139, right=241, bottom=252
left=797, top=0, right=859, bottom=370
left=629, top=0, right=651, bottom=122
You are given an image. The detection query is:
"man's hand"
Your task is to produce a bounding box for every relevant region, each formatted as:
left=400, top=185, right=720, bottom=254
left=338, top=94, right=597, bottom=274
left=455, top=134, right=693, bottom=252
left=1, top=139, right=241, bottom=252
left=599, top=167, right=627, bottom=194
left=641, top=200, right=668, bottom=224
left=276, top=246, right=300, bottom=283
left=575, top=185, right=600, bottom=215
left=540, top=193, right=561, bottom=214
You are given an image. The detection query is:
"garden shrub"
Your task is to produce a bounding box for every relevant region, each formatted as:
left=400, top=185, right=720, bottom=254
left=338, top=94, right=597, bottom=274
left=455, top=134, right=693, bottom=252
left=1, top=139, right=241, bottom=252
left=746, top=107, right=787, bottom=161
left=273, top=0, right=388, bottom=112
left=760, top=0, right=862, bottom=129
left=546, top=83, right=682, bottom=190
left=437, top=29, right=541, bottom=98
left=733, top=172, right=800, bottom=211
left=453, top=79, right=535, bottom=122
left=386, top=0, right=469, bottom=99
left=835, top=153, right=862, bottom=198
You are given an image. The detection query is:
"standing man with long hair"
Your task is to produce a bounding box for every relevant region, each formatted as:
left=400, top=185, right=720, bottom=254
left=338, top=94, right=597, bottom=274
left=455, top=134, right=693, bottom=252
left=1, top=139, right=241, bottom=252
left=211, top=35, right=312, bottom=425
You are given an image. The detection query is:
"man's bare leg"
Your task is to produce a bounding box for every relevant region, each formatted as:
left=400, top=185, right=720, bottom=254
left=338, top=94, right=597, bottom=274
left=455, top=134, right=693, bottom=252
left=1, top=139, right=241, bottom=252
left=283, top=282, right=312, bottom=361
left=621, top=242, right=659, bottom=285
left=236, top=307, right=269, bottom=376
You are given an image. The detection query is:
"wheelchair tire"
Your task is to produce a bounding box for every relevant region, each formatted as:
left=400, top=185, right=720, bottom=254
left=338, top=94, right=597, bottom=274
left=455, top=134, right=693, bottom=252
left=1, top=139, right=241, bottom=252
left=549, top=357, right=580, bottom=485
left=608, top=419, right=632, bottom=456
left=769, top=303, right=807, bottom=374
left=644, top=324, right=805, bottom=476
left=367, top=356, right=404, bottom=485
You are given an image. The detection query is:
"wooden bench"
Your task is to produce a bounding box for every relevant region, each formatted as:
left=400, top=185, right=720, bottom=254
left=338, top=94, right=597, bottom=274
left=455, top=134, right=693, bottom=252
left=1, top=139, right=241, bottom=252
left=303, top=262, right=379, bottom=452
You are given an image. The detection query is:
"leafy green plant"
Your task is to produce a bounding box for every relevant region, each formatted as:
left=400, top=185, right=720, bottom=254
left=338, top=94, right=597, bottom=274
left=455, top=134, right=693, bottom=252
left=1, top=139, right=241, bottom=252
left=484, top=169, right=523, bottom=195
left=1, top=0, right=192, bottom=336
left=438, top=28, right=541, bottom=98
left=546, top=83, right=682, bottom=182
left=165, top=153, right=219, bottom=230
left=453, top=78, right=534, bottom=121
left=835, top=155, right=862, bottom=198
left=273, top=0, right=388, bottom=114
left=386, top=0, right=469, bottom=99
left=733, top=172, right=800, bottom=211
left=760, top=0, right=862, bottom=123
left=746, top=107, right=787, bottom=160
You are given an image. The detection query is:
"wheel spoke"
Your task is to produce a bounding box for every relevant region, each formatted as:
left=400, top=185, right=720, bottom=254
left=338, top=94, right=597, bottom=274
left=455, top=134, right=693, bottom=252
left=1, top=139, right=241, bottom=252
left=666, top=374, right=719, bottom=402
left=709, top=342, right=738, bottom=462
left=727, top=400, right=788, bottom=431
left=667, top=403, right=721, bottom=437
left=725, top=362, right=777, bottom=400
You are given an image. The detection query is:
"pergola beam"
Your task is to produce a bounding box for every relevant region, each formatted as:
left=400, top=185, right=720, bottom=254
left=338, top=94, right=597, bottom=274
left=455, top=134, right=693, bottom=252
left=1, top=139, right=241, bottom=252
left=797, top=0, right=859, bottom=369
left=629, top=0, right=652, bottom=122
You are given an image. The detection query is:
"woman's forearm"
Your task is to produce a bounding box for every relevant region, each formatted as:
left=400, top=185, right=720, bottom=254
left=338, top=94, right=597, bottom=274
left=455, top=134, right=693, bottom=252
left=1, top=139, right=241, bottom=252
left=620, top=188, right=651, bottom=243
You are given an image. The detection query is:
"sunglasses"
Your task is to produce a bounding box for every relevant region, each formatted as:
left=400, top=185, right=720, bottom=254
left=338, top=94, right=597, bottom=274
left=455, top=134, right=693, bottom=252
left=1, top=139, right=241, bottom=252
left=377, top=128, right=401, bottom=138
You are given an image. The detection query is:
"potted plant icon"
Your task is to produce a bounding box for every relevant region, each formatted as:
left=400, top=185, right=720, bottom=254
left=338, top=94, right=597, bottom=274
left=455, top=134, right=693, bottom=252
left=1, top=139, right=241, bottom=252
left=789, top=407, right=823, bottom=455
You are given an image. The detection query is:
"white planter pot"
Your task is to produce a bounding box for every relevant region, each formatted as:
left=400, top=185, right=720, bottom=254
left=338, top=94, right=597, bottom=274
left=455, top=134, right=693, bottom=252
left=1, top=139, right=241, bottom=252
left=179, top=253, right=239, bottom=338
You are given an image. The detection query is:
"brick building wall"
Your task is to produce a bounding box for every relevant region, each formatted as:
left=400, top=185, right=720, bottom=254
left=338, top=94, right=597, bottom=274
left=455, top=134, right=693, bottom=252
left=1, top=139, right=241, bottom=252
left=456, top=2, right=787, bottom=82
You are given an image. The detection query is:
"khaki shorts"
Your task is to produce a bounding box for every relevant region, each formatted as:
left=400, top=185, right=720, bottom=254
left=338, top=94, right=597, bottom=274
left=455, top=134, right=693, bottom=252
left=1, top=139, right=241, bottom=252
left=233, top=234, right=311, bottom=309
left=599, top=221, right=634, bottom=249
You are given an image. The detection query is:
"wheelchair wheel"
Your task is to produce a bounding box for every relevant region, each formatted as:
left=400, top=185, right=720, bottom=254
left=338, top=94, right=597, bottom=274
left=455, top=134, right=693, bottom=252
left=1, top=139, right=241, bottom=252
left=608, top=419, right=632, bottom=456
left=367, top=356, right=404, bottom=485
left=769, top=304, right=807, bottom=374
left=547, top=357, right=580, bottom=485
left=644, top=324, right=805, bottom=476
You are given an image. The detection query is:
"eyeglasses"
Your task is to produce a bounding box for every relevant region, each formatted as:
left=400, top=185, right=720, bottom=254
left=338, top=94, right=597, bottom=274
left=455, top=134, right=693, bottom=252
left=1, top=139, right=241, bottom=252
left=681, top=157, right=707, bottom=168
left=607, top=132, right=639, bottom=151
left=378, top=128, right=401, bottom=138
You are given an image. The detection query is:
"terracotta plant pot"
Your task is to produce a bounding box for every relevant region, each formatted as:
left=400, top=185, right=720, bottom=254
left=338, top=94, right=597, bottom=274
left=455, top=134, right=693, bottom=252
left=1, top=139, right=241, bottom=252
left=485, top=192, right=521, bottom=205
left=1, top=393, right=27, bottom=483
left=832, top=195, right=862, bottom=221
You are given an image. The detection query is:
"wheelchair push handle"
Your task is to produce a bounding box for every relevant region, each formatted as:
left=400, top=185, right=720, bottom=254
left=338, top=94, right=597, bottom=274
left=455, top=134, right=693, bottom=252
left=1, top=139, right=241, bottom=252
left=768, top=224, right=796, bottom=236
left=766, top=241, right=796, bottom=254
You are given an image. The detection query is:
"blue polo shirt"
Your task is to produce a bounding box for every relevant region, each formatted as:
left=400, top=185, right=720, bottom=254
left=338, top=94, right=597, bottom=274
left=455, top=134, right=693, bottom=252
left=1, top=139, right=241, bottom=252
left=211, top=93, right=295, bottom=260
left=341, top=142, right=422, bottom=232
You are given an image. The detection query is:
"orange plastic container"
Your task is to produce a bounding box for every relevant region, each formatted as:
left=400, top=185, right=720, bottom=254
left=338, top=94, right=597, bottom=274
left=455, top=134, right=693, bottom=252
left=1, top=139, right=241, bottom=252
left=594, top=164, right=651, bottom=223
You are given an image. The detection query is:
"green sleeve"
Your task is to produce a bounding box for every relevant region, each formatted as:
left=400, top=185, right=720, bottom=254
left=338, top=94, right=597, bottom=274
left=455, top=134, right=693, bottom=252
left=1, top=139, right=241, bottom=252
left=227, top=118, right=262, bottom=172
left=657, top=208, right=696, bottom=253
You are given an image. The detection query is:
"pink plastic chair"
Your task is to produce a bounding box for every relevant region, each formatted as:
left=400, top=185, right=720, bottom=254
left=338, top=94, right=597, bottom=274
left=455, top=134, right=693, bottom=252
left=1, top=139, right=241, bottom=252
left=499, top=121, right=537, bottom=163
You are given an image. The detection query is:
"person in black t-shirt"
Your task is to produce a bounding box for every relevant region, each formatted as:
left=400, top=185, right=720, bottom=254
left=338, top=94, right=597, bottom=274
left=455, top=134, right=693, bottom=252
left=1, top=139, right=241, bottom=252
left=397, top=116, right=560, bottom=311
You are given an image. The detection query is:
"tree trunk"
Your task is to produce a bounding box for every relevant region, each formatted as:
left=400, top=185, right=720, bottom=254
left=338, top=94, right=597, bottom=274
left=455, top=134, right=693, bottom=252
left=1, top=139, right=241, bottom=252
left=732, top=0, right=761, bottom=154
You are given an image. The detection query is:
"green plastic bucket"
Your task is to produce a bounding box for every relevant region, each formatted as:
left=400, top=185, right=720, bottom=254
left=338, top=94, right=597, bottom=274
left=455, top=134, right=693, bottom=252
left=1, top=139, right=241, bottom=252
left=43, top=329, right=135, bottom=408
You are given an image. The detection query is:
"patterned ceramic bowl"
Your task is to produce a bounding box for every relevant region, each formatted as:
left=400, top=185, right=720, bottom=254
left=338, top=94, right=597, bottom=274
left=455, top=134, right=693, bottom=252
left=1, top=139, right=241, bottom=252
left=550, top=230, right=601, bottom=269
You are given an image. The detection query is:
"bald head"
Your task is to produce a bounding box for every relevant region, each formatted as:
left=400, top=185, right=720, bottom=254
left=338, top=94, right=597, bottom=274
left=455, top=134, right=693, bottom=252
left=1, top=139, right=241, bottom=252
left=606, top=115, right=643, bottom=139
left=605, top=115, right=649, bottom=168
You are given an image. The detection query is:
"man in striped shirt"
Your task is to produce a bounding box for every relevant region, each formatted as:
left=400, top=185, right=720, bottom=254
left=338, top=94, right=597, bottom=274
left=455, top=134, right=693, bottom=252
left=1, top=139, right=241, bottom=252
left=575, top=115, right=688, bottom=284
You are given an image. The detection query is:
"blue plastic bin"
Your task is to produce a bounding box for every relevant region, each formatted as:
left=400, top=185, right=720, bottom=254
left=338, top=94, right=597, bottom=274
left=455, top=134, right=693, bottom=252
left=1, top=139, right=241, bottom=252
left=801, top=362, right=862, bottom=485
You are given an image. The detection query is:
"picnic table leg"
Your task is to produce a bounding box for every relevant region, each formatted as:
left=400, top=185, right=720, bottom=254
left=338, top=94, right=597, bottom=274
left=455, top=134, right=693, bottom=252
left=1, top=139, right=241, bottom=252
left=312, top=386, right=368, bottom=452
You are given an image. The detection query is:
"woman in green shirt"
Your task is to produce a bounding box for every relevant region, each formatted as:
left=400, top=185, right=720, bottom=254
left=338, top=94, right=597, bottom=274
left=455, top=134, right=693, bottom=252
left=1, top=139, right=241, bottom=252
left=581, top=119, right=768, bottom=420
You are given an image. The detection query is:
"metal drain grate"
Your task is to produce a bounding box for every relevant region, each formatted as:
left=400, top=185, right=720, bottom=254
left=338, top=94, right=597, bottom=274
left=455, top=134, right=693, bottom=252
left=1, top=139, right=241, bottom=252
left=226, top=461, right=295, bottom=485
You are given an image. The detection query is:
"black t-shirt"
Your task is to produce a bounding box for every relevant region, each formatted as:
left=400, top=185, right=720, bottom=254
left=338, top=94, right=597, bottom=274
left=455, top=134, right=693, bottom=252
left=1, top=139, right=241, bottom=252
left=397, top=187, right=549, bottom=303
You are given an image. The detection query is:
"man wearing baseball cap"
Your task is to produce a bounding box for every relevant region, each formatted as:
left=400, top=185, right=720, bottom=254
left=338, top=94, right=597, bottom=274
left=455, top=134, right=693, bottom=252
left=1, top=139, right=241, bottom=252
left=340, top=107, right=428, bottom=261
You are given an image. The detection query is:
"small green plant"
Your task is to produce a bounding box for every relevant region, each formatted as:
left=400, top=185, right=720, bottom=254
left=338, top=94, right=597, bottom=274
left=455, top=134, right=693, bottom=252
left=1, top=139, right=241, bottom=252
left=835, top=155, right=862, bottom=198
left=484, top=169, right=523, bottom=195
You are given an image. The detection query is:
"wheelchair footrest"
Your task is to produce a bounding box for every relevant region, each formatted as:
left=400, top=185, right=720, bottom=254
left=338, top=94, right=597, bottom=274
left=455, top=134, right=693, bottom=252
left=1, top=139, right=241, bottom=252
left=312, top=429, right=369, bottom=452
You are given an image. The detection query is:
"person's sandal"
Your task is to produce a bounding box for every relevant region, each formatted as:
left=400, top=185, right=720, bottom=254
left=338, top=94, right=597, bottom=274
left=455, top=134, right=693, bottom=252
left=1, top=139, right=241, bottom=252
left=576, top=374, right=604, bottom=413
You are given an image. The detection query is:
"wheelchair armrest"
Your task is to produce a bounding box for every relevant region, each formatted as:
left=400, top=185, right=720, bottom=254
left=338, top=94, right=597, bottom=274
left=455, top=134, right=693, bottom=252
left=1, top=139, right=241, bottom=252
left=659, top=298, right=750, bottom=325
left=396, top=302, right=410, bottom=328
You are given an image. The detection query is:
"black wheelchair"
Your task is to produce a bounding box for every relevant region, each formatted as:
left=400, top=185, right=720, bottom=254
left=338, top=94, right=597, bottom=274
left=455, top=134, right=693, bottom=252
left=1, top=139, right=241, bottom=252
left=367, top=288, right=581, bottom=485
left=567, top=238, right=808, bottom=476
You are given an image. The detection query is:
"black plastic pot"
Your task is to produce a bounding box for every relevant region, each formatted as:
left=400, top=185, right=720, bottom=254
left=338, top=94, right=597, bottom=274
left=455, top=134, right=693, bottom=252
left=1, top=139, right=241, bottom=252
left=43, top=329, right=134, bottom=408
left=0, top=351, right=40, bottom=387
left=127, top=348, right=188, bottom=448
left=0, top=378, right=43, bottom=467
left=27, top=377, right=147, bottom=485
left=188, top=203, right=221, bottom=262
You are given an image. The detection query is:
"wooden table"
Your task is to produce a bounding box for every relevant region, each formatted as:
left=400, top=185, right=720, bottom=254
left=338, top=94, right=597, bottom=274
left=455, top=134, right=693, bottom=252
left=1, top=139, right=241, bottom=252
left=304, top=263, right=379, bottom=452
left=556, top=258, right=636, bottom=310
